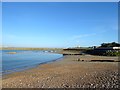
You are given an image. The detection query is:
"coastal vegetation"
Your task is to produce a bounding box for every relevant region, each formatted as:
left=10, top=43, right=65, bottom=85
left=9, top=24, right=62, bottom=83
left=103, top=51, right=120, bottom=56
left=100, top=42, right=120, bottom=47
left=86, top=42, right=120, bottom=56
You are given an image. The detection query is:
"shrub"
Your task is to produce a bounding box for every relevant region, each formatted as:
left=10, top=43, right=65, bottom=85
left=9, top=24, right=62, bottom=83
left=103, top=51, right=120, bottom=56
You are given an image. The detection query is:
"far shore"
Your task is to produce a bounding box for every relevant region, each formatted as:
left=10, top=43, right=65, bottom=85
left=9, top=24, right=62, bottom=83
left=1, top=47, right=63, bottom=51
left=2, top=54, right=119, bottom=88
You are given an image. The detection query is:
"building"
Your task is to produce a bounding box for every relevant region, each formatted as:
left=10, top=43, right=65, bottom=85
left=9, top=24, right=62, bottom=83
left=95, top=47, right=120, bottom=50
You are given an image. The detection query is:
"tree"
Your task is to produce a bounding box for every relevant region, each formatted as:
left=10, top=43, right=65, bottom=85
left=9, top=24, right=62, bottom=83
left=101, top=42, right=120, bottom=47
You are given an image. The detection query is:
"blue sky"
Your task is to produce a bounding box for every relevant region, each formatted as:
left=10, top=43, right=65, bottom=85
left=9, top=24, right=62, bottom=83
left=2, top=2, right=118, bottom=48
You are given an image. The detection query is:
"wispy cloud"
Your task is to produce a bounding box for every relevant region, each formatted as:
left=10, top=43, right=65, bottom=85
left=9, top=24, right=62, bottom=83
left=64, top=30, right=107, bottom=48
left=72, top=30, right=106, bottom=40
left=73, top=33, right=97, bottom=40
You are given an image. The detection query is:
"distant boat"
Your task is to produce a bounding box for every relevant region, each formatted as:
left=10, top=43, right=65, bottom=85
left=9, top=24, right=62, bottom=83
left=44, top=51, right=48, bottom=52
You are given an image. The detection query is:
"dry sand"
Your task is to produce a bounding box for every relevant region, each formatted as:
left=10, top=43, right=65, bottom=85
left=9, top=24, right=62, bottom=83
left=2, top=55, right=119, bottom=88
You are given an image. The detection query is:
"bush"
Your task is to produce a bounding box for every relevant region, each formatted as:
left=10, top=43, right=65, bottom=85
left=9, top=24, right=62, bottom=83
left=103, top=51, right=120, bottom=56
left=101, top=42, right=120, bottom=47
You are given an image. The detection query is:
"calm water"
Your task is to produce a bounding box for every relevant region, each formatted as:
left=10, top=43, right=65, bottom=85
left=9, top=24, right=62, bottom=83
left=2, top=50, right=63, bottom=74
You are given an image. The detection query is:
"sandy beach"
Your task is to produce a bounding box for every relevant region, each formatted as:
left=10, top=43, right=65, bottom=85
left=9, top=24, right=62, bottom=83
left=2, top=55, right=119, bottom=88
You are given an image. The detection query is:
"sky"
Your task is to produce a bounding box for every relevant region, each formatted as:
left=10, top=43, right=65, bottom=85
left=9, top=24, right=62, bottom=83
left=2, top=2, right=118, bottom=48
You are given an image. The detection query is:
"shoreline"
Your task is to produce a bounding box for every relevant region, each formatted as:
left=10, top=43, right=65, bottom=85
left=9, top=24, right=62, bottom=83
left=2, top=55, right=119, bottom=88
left=2, top=55, right=64, bottom=76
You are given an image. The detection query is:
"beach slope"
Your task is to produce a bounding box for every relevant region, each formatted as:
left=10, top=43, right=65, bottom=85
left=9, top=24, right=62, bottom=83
left=2, top=55, right=119, bottom=88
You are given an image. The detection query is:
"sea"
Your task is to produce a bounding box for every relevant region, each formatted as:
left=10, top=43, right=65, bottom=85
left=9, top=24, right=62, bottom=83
left=1, top=50, right=63, bottom=75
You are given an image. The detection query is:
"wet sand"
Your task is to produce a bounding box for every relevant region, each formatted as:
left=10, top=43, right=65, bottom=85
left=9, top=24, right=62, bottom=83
left=2, top=55, right=119, bottom=88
